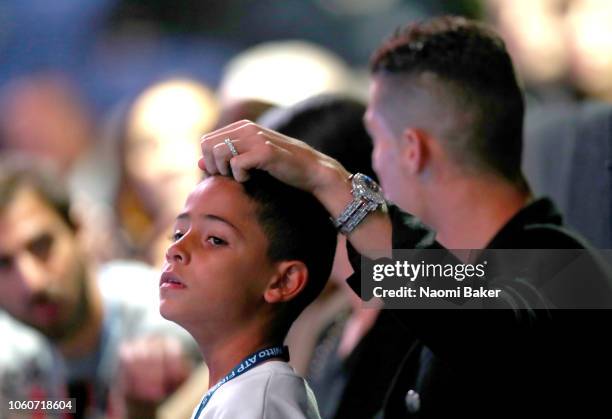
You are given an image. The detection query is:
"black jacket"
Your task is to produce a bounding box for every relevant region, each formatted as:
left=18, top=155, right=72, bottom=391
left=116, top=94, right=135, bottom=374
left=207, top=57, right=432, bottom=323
left=346, top=198, right=612, bottom=418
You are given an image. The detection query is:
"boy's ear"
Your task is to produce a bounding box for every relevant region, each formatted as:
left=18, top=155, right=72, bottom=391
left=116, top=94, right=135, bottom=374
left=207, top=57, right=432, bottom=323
left=264, top=261, right=308, bottom=304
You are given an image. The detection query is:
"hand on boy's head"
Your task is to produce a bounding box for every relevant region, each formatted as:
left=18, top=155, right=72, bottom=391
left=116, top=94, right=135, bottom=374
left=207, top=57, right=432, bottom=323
left=199, top=120, right=350, bottom=195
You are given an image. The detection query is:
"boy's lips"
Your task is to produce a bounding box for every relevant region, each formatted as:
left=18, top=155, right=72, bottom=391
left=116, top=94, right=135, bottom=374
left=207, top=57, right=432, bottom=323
left=160, top=272, right=187, bottom=289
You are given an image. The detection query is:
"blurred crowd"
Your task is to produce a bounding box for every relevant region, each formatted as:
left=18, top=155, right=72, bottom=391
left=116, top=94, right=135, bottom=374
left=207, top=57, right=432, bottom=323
left=1, top=0, right=612, bottom=418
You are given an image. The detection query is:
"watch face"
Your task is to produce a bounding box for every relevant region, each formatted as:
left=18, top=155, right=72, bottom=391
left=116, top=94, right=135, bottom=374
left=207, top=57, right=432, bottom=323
left=353, top=173, right=385, bottom=204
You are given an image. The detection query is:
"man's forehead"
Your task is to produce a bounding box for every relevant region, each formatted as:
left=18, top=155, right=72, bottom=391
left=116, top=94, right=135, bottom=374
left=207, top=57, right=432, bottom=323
left=0, top=186, right=69, bottom=247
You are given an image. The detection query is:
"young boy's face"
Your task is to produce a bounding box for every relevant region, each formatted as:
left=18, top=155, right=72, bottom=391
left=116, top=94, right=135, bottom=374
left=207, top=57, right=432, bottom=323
left=159, top=176, right=277, bottom=334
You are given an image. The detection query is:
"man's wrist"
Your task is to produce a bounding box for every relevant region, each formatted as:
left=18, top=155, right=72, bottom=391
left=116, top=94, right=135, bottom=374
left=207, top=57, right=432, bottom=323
left=312, top=163, right=353, bottom=219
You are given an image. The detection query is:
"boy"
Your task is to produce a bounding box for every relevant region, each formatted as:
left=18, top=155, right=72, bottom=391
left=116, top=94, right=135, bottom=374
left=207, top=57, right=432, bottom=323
left=160, top=172, right=337, bottom=418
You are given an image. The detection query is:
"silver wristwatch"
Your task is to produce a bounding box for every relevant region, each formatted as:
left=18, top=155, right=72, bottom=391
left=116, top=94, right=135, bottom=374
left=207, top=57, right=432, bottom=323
left=333, top=173, right=386, bottom=235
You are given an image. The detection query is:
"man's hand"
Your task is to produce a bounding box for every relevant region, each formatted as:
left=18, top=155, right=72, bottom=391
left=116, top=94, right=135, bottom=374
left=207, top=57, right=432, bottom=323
left=199, top=120, right=352, bottom=213
left=200, top=119, right=392, bottom=257
left=114, top=336, right=192, bottom=418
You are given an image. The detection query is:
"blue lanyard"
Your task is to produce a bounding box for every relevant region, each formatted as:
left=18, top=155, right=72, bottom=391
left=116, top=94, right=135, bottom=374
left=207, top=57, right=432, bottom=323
left=192, top=345, right=289, bottom=419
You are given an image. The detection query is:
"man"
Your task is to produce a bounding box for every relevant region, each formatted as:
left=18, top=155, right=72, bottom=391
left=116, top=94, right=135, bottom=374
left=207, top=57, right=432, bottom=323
left=160, top=172, right=336, bottom=418
left=0, top=157, right=195, bottom=419
left=197, top=16, right=612, bottom=417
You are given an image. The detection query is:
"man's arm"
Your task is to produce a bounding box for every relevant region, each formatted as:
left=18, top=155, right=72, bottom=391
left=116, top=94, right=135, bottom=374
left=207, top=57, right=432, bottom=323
left=198, top=120, right=393, bottom=258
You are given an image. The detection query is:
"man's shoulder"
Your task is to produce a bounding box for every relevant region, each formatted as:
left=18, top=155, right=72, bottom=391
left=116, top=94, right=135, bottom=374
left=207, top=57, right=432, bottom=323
left=517, top=223, right=589, bottom=249
left=492, top=197, right=591, bottom=249
left=0, top=312, right=64, bottom=407
left=0, top=311, right=50, bottom=356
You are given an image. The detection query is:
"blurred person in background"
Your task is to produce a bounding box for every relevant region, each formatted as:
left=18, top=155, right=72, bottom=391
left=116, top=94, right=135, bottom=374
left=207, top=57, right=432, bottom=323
left=0, top=73, right=94, bottom=177
left=107, top=78, right=219, bottom=268
left=214, top=99, right=274, bottom=130
left=497, top=0, right=612, bottom=248
left=0, top=156, right=197, bottom=419
left=488, top=0, right=612, bottom=103
left=218, top=40, right=359, bottom=108
left=0, top=73, right=119, bottom=264
left=486, top=0, right=574, bottom=104
left=564, top=0, right=612, bottom=101
left=260, top=93, right=425, bottom=419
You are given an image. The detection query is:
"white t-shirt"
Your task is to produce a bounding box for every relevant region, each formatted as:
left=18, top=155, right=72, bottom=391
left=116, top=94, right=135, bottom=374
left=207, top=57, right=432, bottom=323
left=192, top=361, right=321, bottom=419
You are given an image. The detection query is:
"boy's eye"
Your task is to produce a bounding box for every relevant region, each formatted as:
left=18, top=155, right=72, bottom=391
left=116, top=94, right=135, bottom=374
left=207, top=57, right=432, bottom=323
left=170, top=231, right=184, bottom=242
left=206, top=236, right=227, bottom=246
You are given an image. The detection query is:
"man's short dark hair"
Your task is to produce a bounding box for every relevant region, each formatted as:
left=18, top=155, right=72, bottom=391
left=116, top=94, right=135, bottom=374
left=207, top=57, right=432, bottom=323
left=242, top=171, right=337, bottom=337
left=371, top=16, right=526, bottom=188
left=0, top=155, right=75, bottom=229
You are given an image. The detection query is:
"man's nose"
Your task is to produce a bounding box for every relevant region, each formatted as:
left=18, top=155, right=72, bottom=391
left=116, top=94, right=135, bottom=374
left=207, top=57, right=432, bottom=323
left=15, top=253, right=49, bottom=294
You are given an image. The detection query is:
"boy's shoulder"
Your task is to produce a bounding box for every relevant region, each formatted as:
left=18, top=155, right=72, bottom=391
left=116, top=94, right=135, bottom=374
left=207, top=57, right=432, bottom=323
left=202, top=361, right=321, bottom=419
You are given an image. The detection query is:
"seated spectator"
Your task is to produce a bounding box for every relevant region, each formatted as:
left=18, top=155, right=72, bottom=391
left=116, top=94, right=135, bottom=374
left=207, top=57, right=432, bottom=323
left=0, top=156, right=196, bottom=419
left=160, top=171, right=337, bottom=418
left=0, top=73, right=117, bottom=265
left=107, top=78, right=219, bottom=267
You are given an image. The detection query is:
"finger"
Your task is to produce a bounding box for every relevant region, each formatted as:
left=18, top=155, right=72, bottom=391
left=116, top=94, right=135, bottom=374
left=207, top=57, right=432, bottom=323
left=230, top=157, right=250, bottom=182
left=201, top=137, right=220, bottom=175
left=212, top=139, right=243, bottom=177
left=200, top=119, right=254, bottom=141
left=201, top=121, right=262, bottom=147
left=230, top=139, right=284, bottom=181
left=118, top=344, right=136, bottom=390
left=212, top=143, right=231, bottom=176
left=261, top=140, right=295, bottom=174
left=161, top=339, right=190, bottom=390
left=128, top=342, right=166, bottom=401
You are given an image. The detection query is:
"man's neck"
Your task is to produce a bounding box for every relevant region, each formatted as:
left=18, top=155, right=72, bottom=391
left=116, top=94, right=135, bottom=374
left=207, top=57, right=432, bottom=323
left=57, top=275, right=104, bottom=359
left=428, top=175, right=530, bottom=250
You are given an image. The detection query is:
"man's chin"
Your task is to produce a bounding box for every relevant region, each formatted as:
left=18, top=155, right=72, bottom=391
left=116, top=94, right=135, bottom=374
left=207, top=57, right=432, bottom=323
left=31, top=322, right=70, bottom=341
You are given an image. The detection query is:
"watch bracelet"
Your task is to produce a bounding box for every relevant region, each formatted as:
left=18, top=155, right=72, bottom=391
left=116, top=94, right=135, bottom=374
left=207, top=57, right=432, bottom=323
left=333, top=198, right=363, bottom=229
left=340, top=200, right=378, bottom=235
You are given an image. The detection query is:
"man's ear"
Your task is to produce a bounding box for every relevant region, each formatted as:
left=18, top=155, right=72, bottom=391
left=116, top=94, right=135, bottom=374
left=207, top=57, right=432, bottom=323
left=400, top=127, right=430, bottom=174
left=264, top=261, right=308, bottom=304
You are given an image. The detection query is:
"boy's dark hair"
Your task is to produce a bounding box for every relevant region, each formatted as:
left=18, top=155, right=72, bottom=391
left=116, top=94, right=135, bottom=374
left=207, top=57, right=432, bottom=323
left=0, top=155, right=75, bottom=230
left=261, top=94, right=377, bottom=181
left=371, top=16, right=527, bottom=189
left=242, top=170, right=337, bottom=337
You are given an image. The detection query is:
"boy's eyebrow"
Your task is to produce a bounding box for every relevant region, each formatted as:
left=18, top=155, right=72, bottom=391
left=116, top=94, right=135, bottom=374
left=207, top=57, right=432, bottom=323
left=176, top=212, right=243, bottom=236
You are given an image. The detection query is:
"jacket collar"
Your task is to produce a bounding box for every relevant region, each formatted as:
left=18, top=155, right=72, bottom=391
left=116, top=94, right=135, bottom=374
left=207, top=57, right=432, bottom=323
left=486, top=197, right=562, bottom=248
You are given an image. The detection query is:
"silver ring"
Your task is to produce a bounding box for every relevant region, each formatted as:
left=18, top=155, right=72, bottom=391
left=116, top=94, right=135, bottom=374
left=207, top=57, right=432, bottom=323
left=224, top=138, right=239, bottom=157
